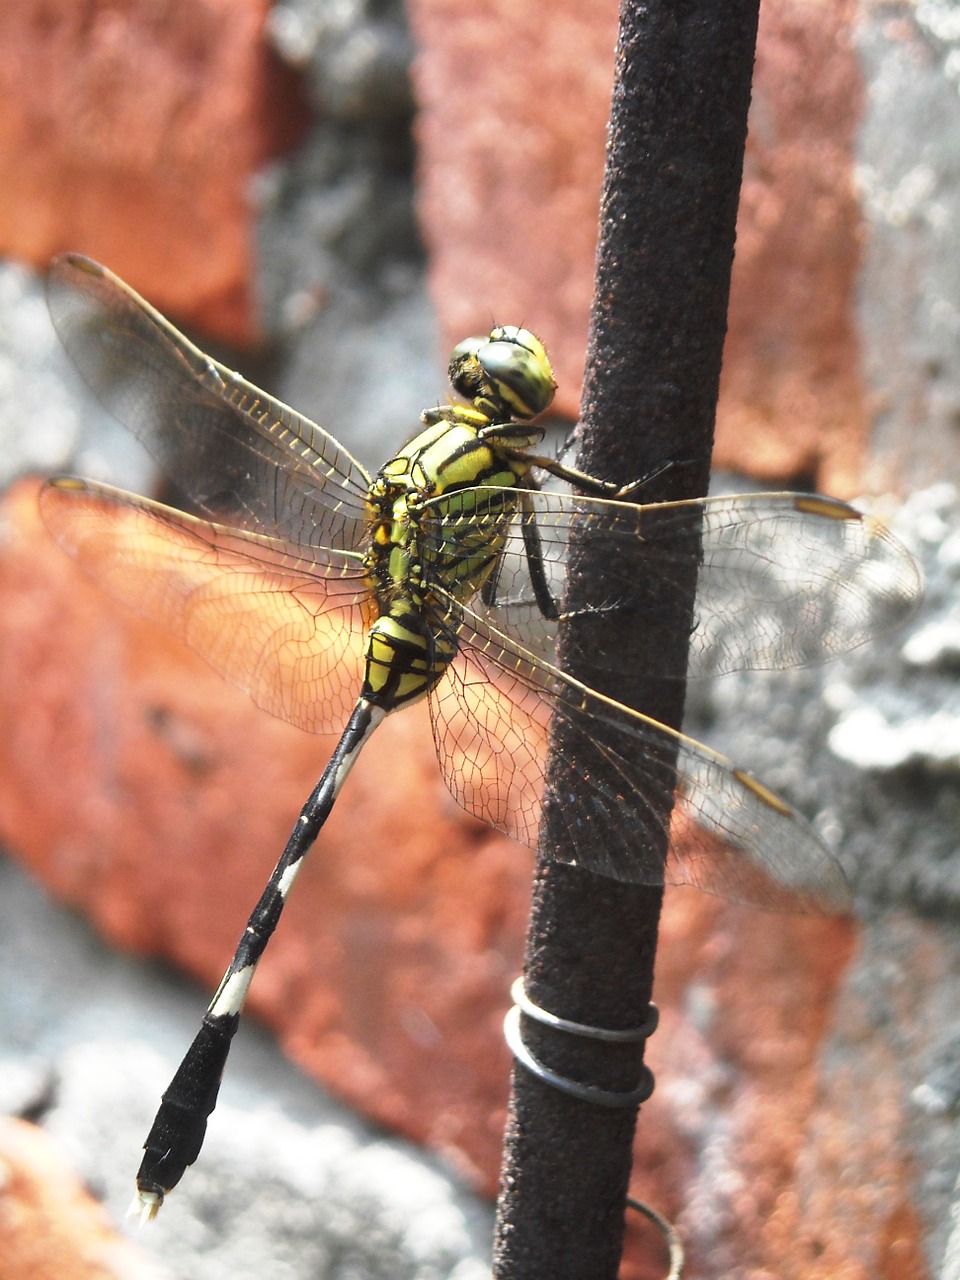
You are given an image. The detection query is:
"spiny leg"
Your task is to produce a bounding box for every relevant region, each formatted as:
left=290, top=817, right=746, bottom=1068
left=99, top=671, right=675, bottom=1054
left=132, top=698, right=386, bottom=1223
left=481, top=486, right=560, bottom=622
left=516, top=488, right=560, bottom=621
left=523, top=452, right=697, bottom=502
left=515, top=452, right=636, bottom=498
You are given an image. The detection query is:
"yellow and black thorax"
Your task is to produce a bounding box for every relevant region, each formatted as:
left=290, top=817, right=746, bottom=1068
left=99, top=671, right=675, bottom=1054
left=360, top=326, right=558, bottom=712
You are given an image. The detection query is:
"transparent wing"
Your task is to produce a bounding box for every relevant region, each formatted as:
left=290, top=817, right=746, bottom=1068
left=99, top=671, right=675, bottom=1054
left=432, top=488, right=922, bottom=677
left=427, top=591, right=851, bottom=913
left=40, top=477, right=372, bottom=735
left=47, top=255, right=373, bottom=553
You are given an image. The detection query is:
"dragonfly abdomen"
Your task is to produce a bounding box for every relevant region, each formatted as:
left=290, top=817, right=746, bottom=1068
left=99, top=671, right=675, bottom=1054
left=362, top=603, right=456, bottom=709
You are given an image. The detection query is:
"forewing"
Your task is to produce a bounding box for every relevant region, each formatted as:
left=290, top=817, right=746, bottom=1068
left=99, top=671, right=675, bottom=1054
left=455, top=489, right=921, bottom=676
left=47, top=255, right=372, bottom=552
left=427, top=593, right=851, bottom=913
left=40, top=478, right=372, bottom=734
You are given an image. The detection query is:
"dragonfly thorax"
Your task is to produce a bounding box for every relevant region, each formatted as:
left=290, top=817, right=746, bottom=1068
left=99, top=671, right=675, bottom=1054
left=362, top=403, right=537, bottom=712
left=374, top=418, right=528, bottom=502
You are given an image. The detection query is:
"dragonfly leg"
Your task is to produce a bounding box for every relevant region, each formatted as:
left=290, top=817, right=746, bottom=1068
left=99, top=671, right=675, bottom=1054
left=518, top=487, right=560, bottom=620
left=480, top=487, right=560, bottom=621
left=519, top=453, right=625, bottom=497
left=525, top=454, right=696, bottom=501
left=132, top=698, right=385, bottom=1222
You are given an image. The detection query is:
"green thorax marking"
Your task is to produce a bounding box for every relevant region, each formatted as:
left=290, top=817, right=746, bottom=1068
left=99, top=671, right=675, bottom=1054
left=360, top=407, right=541, bottom=712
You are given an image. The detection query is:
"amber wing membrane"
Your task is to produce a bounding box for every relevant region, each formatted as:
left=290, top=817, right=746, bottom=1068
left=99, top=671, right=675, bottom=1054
left=453, top=489, right=922, bottom=678
left=428, top=589, right=852, bottom=913
left=40, top=479, right=372, bottom=735
left=46, top=255, right=373, bottom=554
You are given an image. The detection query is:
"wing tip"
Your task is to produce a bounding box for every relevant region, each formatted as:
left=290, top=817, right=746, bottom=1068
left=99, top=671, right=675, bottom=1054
left=44, top=475, right=89, bottom=494
left=51, top=251, right=101, bottom=277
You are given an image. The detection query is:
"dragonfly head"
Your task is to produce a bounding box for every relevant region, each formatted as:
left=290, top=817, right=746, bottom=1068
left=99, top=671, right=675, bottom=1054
left=448, top=326, right=557, bottom=422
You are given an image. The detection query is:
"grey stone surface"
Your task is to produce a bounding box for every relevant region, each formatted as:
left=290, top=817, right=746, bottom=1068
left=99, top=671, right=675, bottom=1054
left=255, top=0, right=441, bottom=469
left=266, top=0, right=414, bottom=125
left=686, top=480, right=960, bottom=917
left=0, top=855, right=493, bottom=1280
left=684, top=482, right=960, bottom=1275
left=857, top=5, right=960, bottom=493
left=0, top=260, right=155, bottom=494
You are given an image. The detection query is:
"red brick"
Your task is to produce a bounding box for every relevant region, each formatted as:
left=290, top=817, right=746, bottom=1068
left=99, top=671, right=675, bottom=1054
left=0, top=0, right=308, bottom=345
left=0, top=1117, right=149, bottom=1280
left=410, top=0, right=868, bottom=493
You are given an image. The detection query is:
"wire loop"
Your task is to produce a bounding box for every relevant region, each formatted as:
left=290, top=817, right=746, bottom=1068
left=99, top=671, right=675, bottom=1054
left=627, top=1197, right=685, bottom=1279
left=510, top=977, right=659, bottom=1042
left=503, top=979, right=658, bottom=1108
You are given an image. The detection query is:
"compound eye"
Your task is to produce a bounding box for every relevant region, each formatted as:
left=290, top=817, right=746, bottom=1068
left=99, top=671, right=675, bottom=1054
left=447, top=335, right=487, bottom=401
left=477, top=328, right=557, bottom=419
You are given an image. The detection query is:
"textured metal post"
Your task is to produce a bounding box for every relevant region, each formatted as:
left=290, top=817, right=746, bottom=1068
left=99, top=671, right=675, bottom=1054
left=493, top=3, right=761, bottom=1276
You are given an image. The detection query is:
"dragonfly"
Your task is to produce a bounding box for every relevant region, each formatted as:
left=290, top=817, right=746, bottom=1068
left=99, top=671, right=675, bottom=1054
left=40, top=254, right=922, bottom=1222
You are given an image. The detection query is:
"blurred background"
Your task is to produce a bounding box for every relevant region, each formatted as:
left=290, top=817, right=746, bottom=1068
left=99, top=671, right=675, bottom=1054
left=1, top=2, right=959, bottom=1278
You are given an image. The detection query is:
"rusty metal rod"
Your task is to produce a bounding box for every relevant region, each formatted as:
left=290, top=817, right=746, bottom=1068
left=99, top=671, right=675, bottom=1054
left=492, top=3, right=761, bottom=1276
